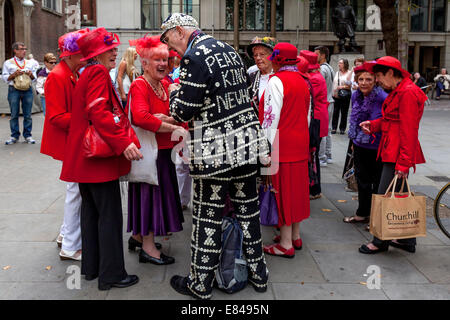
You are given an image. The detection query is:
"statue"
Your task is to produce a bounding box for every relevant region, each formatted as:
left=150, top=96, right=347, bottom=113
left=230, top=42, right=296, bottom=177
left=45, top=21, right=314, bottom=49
left=332, top=0, right=358, bottom=53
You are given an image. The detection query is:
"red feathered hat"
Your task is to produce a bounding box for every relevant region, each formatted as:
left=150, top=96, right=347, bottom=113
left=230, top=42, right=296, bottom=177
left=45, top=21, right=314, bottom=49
left=77, top=27, right=120, bottom=61
left=267, top=42, right=300, bottom=65
left=129, top=35, right=168, bottom=58
left=58, top=28, right=90, bottom=59
left=169, top=50, right=181, bottom=59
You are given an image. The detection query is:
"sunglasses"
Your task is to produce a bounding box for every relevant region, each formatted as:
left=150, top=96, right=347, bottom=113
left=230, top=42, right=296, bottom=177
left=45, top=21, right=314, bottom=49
left=47, top=61, right=57, bottom=65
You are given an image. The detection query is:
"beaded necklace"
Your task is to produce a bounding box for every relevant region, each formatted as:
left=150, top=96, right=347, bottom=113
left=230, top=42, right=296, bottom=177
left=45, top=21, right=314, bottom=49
left=13, top=57, right=25, bottom=69
left=143, top=75, right=167, bottom=101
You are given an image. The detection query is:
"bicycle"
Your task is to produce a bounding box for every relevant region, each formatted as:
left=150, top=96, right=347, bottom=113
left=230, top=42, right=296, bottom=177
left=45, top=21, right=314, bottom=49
left=433, top=182, right=450, bottom=238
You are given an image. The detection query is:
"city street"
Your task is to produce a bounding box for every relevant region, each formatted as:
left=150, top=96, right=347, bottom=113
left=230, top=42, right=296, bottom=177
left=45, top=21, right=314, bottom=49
left=0, top=100, right=449, bottom=300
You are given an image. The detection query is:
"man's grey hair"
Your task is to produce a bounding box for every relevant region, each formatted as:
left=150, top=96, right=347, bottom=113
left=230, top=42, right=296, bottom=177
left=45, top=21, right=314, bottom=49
left=12, top=42, right=25, bottom=52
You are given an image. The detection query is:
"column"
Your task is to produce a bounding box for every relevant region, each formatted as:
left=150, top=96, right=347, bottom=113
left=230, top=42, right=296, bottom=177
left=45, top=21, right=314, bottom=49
left=414, top=42, right=420, bottom=73
left=270, top=0, right=276, bottom=37
left=234, top=0, right=239, bottom=50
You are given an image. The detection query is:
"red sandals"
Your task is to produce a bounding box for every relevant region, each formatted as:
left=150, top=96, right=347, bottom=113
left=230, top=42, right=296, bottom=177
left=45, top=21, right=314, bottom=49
left=263, top=243, right=295, bottom=258
left=273, top=235, right=303, bottom=250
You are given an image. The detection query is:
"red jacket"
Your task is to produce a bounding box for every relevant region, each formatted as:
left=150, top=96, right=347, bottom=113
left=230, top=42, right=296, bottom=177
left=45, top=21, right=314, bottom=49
left=308, top=71, right=329, bottom=137
left=40, top=61, right=76, bottom=161
left=369, top=77, right=427, bottom=173
left=259, top=70, right=310, bottom=162
left=60, top=64, right=133, bottom=183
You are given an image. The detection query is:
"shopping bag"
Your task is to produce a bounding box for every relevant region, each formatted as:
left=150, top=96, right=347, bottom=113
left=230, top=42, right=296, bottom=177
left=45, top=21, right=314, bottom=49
left=369, top=176, right=426, bottom=240
left=259, top=175, right=279, bottom=226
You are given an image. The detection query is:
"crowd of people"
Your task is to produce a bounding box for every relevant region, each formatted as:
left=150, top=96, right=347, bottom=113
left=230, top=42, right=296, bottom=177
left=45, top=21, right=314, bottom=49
left=1, top=13, right=429, bottom=299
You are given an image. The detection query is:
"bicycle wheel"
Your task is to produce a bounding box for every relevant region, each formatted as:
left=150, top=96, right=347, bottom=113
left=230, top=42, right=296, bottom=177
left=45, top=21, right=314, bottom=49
left=434, top=182, right=450, bottom=239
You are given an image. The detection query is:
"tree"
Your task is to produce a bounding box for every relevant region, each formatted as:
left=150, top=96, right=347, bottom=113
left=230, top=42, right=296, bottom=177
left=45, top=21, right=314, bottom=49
left=374, top=0, right=398, bottom=57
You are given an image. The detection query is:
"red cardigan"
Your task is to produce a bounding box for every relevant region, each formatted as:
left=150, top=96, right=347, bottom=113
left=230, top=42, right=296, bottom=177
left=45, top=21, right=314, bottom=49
left=60, top=64, right=133, bottom=183
left=128, top=76, right=175, bottom=149
left=309, top=71, right=329, bottom=137
left=369, top=77, right=426, bottom=173
left=40, top=61, right=76, bottom=161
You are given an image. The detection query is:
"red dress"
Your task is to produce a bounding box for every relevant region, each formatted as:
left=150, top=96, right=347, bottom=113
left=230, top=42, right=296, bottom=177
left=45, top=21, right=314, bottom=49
left=260, top=69, right=311, bottom=226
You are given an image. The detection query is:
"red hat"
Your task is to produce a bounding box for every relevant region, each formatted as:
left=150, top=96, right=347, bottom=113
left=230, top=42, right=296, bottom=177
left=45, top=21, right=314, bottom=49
left=299, top=50, right=320, bottom=70
left=129, top=35, right=168, bottom=58
left=296, top=56, right=310, bottom=78
left=77, top=27, right=120, bottom=61
left=58, top=28, right=90, bottom=59
left=268, top=42, right=300, bottom=65
left=354, top=61, right=376, bottom=74
left=365, top=56, right=410, bottom=78
left=169, top=50, right=181, bottom=59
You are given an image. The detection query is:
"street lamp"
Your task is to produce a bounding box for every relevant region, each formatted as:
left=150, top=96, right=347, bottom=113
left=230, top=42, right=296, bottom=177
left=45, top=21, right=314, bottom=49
left=22, top=0, right=34, bottom=17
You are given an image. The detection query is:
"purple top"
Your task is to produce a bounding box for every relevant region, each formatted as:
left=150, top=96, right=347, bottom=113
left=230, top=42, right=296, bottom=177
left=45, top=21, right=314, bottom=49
left=348, top=86, right=387, bottom=150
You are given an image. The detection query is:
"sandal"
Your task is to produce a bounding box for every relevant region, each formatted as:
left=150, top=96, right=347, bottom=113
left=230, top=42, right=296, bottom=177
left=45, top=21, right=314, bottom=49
left=309, top=194, right=322, bottom=200
left=365, top=224, right=370, bottom=232
left=358, top=243, right=388, bottom=254
left=273, top=235, right=303, bottom=250
left=343, top=216, right=369, bottom=224
left=263, top=243, right=295, bottom=258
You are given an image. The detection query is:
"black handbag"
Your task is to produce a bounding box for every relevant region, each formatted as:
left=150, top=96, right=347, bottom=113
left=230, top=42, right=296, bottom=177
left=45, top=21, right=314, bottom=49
left=306, top=80, right=321, bottom=148
left=337, top=75, right=351, bottom=99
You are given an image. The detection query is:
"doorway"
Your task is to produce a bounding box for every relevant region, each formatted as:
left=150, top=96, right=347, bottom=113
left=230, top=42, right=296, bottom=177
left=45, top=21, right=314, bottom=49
left=4, top=0, right=15, bottom=60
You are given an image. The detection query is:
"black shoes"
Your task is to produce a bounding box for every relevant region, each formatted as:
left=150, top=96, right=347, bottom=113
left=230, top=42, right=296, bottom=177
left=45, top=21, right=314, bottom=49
left=128, top=237, right=161, bottom=251
left=170, top=275, right=203, bottom=300
left=85, top=274, right=98, bottom=281
left=98, top=275, right=139, bottom=291
left=139, top=249, right=175, bottom=265
left=389, top=241, right=416, bottom=253
left=358, top=244, right=388, bottom=254
left=331, top=129, right=337, bottom=134
left=340, top=130, right=345, bottom=135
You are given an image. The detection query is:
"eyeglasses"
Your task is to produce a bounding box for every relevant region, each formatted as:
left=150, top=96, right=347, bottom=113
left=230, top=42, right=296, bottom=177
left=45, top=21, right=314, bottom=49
left=17, top=48, right=28, bottom=51
left=47, top=61, right=57, bottom=65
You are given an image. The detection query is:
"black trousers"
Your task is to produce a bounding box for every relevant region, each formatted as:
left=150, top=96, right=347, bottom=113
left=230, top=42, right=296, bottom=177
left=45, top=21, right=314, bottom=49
left=372, top=163, right=417, bottom=248
left=353, top=145, right=382, bottom=217
left=187, top=164, right=268, bottom=299
left=332, top=96, right=350, bottom=132
left=310, top=137, right=322, bottom=196
left=78, top=180, right=127, bottom=284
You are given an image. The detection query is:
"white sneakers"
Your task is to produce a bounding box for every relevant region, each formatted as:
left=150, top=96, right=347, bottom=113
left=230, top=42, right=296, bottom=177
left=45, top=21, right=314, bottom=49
left=25, top=137, right=35, bottom=144
left=5, top=136, right=36, bottom=144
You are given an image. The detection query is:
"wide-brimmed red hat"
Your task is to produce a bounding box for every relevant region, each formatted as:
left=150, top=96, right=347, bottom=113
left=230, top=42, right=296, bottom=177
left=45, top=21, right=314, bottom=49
left=296, top=56, right=310, bottom=78
left=354, top=61, right=376, bottom=74
left=268, top=42, right=300, bottom=65
left=299, top=50, right=320, bottom=70
left=58, top=28, right=90, bottom=59
left=77, top=27, right=120, bottom=61
left=365, top=56, right=410, bottom=78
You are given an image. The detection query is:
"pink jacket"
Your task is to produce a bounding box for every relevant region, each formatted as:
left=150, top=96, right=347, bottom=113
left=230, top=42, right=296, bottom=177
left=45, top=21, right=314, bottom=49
left=309, top=71, right=329, bottom=137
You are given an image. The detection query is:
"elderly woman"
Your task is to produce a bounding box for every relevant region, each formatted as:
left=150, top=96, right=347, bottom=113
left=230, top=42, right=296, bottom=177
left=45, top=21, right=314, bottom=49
left=343, top=63, right=386, bottom=227
left=36, top=53, right=57, bottom=115
left=260, top=43, right=310, bottom=258
left=126, top=35, right=184, bottom=265
left=60, top=28, right=142, bottom=290
left=358, top=57, right=427, bottom=254
left=247, top=37, right=277, bottom=116
left=117, top=47, right=139, bottom=106
left=332, top=58, right=352, bottom=134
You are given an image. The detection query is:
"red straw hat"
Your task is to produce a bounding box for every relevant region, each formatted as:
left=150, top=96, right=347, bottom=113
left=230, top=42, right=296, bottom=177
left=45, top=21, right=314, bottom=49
left=58, top=28, right=90, bottom=59
left=77, top=27, right=120, bottom=61
left=299, top=50, right=320, bottom=70
left=296, top=56, right=310, bottom=78
left=365, top=56, right=410, bottom=78
left=268, top=42, right=300, bottom=65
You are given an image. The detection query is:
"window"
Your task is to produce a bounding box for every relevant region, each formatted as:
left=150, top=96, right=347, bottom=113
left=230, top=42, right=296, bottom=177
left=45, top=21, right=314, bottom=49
left=42, top=0, right=62, bottom=13
left=225, top=0, right=283, bottom=31
left=310, top=0, right=365, bottom=32
left=142, top=0, right=200, bottom=30
left=431, top=0, right=445, bottom=31
left=411, top=0, right=429, bottom=32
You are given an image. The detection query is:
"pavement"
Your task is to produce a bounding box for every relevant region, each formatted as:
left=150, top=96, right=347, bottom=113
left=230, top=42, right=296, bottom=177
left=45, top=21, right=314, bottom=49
left=0, top=101, right=449, bottom=300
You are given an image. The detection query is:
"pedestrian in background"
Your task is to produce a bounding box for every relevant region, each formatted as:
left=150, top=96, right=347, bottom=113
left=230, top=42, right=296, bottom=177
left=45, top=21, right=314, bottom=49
left=127, top=35, right=185, bottom=266
left=413, top=72, right=427, bottom=94
left=350, top=57, right=365, bottom=93
left=60, top=27, right=142, bottom=290
left=332, top=58, right=352, bottom=134
left=358, top=57, right=427, bottom=254
left=343, top=62, right=386, bottom=228
left=116, top=47, right=139, bottom=107
left=36, top=53, right=57, bottom=115
left=41, top=30, right=89, bottom=261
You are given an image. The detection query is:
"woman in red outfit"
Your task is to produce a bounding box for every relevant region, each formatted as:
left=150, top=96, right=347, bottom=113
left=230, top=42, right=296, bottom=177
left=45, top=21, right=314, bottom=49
left=260, top=43, right=310, bottom=258
left=126, top=35, right=185, bottom=265
left=358, top=57, right=427, bottom=254
left=60, top=28, right=142, bottom=290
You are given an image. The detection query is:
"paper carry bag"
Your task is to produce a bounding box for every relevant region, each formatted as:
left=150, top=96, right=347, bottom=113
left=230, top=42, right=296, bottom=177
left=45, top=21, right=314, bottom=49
left=369, top=176, right=426, bottom=240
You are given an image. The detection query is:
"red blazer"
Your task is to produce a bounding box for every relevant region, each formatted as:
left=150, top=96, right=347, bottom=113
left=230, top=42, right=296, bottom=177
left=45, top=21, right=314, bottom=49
left=309, top=71, right=329, bottom=137
left=259, top=70, right=310, bottom=162
left=40, top=61, right=76, bottom=161
left=369, top=77, right=426, bottom=173
left=60, top=64, right=133, bottom=183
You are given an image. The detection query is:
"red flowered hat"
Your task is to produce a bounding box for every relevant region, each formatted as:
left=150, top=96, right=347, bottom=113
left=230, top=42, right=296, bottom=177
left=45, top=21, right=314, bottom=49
left=299, top=50, right=320, bottom=70
left=296, top=56, right=310, bottom=78
left=129, top=35, right=168, bottom=58
left=58, top=28, right=90, bottom=59
left=267, top=42, right=300, bottom=65
left=77, top=27, right=120, bottom=61
left=365, top=56, right=410, bottom=78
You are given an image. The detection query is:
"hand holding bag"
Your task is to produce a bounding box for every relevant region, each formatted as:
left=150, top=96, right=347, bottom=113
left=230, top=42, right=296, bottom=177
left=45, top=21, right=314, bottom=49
left=369, top=176, right=426, bottom=240
left=259, top=175, right=279, bottom=226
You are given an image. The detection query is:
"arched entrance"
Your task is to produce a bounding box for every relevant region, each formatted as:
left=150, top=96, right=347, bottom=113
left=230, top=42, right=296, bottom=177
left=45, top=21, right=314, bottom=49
left=4, top=0, right=15, bottom=60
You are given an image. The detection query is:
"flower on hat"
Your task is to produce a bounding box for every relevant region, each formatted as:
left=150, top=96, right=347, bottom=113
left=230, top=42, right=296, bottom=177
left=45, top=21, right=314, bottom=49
left=63, top=33, right=82, bottom=54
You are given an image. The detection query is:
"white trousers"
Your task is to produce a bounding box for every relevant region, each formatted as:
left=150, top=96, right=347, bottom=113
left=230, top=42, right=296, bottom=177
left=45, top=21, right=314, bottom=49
left=59, top=182, right=82, bottom=251
left=176, top=160, right=192, bottom=207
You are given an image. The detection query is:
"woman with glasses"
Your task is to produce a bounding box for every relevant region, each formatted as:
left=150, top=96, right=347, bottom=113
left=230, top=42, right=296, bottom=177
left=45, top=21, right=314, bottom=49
left=36, top=53, right=57, bottom=115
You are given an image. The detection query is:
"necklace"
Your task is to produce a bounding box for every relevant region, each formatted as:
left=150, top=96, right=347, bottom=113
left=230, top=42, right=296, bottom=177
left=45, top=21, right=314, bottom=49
left=144, top=75, right=167, bottom=101
left=13, top=57, right=25, bottom=69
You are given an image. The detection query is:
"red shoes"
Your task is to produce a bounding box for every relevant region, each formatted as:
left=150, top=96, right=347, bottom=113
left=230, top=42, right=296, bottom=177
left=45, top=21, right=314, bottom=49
left=263, top=243, right=295, bottom=258
left=273, top=235, right=303, bottom=250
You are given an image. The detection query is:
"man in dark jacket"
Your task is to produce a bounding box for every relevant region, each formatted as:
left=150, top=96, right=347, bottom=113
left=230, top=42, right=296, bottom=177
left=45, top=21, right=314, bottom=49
left=161, top=13, right=269, bottom=300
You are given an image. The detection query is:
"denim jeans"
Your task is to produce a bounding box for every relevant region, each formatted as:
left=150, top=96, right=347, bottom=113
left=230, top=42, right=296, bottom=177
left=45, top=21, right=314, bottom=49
left=7, top=86, right=33, bottom=139
left=40, top=96, right=46, bottom=116
left=436, top=81, right=444, bottom=97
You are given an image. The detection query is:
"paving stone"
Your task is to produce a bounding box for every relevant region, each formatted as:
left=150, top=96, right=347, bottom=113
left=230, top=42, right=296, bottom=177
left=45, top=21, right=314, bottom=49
left=382, top=284, right=450, bottom=300
left=0, top=214, right=61, bottom=242
left=0, top=192, right=62, bottom=214
left=308, top=243, right=430, bottom=285
left=404, top=246, right=450, bottom=284
left=272, top=283, right=388, bottom=300
left=300, top=217, right=367, bottom=244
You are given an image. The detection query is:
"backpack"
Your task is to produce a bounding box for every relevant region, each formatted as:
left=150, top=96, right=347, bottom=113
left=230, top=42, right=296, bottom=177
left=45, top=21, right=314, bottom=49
left=215, top=216, right=248, bottom=293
